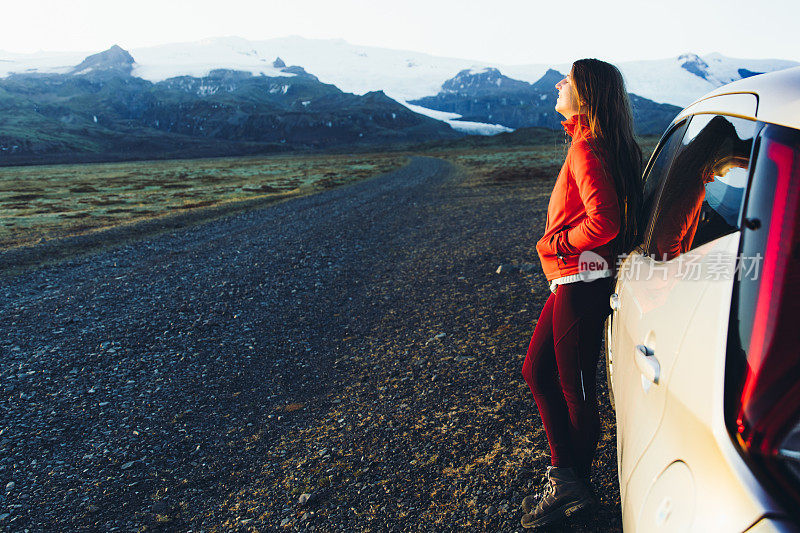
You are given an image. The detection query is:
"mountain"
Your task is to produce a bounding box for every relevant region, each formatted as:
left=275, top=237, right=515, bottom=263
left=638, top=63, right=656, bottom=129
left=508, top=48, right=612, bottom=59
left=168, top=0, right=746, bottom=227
left=2, top=37, right=795, bottom=109
left=409, top=68, right=562, bottom=130
left=409, top=67, right=682, bottom=135
left=0, top=38, right=797, bottom=164
left=493, top=53, right=797, bottom=108
left=677, top=53, right=718, bottom=83
left=440, top=67, right=534, bottom=94
left=68, top=44, right=135, bottom=76
left=0, top=46, right=460, bottom=163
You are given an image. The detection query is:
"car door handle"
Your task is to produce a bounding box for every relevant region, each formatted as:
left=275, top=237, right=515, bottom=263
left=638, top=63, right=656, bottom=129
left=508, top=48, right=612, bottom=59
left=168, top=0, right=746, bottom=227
left=635, top=344, right=660, bottom=385
left=610, top=293, right=620, bottom=311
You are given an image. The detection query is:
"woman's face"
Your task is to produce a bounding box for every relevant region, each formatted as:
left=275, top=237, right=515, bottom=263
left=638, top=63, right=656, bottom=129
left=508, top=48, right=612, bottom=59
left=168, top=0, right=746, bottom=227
left=555, top=71, right=582, bottom=119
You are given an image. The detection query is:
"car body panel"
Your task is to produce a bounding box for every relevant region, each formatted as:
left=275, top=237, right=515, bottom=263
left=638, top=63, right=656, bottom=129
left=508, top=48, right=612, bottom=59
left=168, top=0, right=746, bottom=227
left=675, top=66, right=800, bottom=130
left=613, top=246, right=707, bottom=496
left=622, top=233, right=788, bottom=531
left=676, top=92, right=758, bottom=123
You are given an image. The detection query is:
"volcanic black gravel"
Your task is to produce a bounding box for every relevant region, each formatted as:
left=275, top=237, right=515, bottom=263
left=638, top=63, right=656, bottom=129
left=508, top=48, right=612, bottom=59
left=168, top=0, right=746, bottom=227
left=0, top=156, right=621, bottom=531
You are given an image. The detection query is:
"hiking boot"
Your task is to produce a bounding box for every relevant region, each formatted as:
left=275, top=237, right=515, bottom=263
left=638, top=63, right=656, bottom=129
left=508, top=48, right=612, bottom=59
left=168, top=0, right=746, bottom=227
left=521, top=466, right=554, bottom=514
left=521, top=466, right=598, bottom=514
left=520, top=466, right=594, bottom=529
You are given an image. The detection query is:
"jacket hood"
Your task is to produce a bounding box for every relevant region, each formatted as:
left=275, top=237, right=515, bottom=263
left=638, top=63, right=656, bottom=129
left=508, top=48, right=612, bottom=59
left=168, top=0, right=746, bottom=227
left=561, top=113, right=591, bottom=138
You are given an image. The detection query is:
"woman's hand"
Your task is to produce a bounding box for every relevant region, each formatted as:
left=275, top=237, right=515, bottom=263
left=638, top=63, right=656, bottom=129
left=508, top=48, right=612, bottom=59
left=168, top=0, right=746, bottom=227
left=551, top=226, right=577, bottom=259
left=536, top=226, right=576, bottom=265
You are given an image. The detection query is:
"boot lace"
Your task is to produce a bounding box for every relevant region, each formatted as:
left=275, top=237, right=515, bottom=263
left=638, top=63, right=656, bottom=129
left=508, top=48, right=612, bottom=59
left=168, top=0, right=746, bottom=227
left=534, top=476, right=558, bottom=515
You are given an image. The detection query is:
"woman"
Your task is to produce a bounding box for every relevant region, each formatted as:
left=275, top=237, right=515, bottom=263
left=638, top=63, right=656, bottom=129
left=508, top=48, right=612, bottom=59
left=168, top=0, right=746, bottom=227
left=519, top=59, right=643, bottom=529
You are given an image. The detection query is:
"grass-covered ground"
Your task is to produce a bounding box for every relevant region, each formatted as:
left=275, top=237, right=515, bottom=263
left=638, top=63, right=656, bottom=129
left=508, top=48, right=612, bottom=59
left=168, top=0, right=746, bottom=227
left=0, top=153, right=410, bottom=249
left=0, top=132, right=660, bottom=251
left=428, top=135, right=660, bottom=189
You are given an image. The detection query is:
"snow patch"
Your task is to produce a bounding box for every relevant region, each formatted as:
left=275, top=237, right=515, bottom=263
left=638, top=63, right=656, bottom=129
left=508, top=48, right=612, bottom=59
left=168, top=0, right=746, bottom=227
left=468, top=67, right=493, bottom=75
left=402, top=101, right=512, bottom=136
left=403, top=102, right=462, bottom=121
left=268, top=83, right=291, bottom=94
left=447, top=120, right=513, bottom=135
left=197, top=84, right=219, bottom=96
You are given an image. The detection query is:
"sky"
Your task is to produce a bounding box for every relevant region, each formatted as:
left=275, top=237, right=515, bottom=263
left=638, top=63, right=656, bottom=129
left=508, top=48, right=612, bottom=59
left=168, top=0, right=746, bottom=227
left=1, top=0, right=797, bottom=64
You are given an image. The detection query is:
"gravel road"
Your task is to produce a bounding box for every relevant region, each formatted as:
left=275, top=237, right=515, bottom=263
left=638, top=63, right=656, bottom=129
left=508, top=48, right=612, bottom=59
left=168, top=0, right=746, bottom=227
left=0, top=156, right=621, bottom=531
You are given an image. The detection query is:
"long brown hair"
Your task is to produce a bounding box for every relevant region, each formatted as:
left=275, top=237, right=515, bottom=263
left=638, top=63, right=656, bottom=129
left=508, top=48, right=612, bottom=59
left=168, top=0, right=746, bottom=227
left=571, top=58, right=644, bottom=257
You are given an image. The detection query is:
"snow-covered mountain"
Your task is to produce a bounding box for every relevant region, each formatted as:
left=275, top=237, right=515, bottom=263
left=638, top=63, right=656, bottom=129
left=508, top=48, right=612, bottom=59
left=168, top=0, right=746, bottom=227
left=1, top=36, right=796, bottom=109
left=408, top=67, right=682, bottom=135
left=0, top=46, right=462, bottom=164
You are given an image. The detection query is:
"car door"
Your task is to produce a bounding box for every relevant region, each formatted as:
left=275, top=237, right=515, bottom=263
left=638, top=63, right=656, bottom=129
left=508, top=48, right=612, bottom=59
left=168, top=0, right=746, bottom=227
left=615, top=114, right=758, bottom=528
left=611, top=118, right=688, bottom=491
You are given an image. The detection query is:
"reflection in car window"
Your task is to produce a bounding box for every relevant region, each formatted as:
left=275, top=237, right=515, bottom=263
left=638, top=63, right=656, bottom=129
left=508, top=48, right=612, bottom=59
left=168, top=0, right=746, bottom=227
left=647, top=115, right=756, bottom=261
left=704, top=167, right=747, bottom=226
left=639, top=120, right=688, bottom=249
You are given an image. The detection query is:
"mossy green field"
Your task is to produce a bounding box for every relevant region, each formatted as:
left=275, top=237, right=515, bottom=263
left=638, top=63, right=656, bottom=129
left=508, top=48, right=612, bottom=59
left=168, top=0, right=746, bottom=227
left=0, top=152, right=409, bottom=249
left=0, top=135, right=659, bottom=250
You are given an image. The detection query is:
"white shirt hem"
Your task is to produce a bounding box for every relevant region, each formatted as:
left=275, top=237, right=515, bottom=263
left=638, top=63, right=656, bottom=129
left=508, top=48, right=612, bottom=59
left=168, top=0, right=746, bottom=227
left=549, top=269, right=612, bottom=294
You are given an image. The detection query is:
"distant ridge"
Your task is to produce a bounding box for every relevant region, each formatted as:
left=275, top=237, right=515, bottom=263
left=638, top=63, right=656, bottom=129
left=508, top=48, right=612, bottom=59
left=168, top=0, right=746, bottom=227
left=1, top=37, right=796, bottom=107
left=0, top=46, right=461, bottom=164
left=0, top=38, right=798, bottom=164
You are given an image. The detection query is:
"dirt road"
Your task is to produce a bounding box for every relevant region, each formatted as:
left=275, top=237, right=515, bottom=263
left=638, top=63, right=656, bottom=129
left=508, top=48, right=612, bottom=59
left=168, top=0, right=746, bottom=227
left=0, top=157, right=621, bottom=531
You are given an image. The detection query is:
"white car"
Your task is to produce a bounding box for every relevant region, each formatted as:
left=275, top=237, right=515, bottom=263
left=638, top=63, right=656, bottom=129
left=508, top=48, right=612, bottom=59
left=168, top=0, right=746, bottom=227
left=606, top=66, right=800, bottom=532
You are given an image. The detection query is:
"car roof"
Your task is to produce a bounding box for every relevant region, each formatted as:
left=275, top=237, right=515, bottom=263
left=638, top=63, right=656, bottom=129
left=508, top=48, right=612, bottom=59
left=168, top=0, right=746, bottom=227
left=675, top=66, right=800, bottom=130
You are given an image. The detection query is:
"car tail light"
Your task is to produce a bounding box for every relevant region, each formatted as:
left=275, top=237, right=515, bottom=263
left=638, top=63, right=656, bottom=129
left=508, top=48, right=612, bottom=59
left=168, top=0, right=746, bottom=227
left=725, top=123, right=800, bottom=516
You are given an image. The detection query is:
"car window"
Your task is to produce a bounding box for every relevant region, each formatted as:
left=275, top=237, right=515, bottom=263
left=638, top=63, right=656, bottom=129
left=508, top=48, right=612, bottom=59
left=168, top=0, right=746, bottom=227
left=647, top=114, right=756, bottom=261
left=639, top=120, right=689, bottom=249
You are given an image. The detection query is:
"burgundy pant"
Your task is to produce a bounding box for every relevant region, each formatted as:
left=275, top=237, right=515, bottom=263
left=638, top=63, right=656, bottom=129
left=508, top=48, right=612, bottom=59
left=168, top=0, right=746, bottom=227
left=521, top=276, right=613, bottom=477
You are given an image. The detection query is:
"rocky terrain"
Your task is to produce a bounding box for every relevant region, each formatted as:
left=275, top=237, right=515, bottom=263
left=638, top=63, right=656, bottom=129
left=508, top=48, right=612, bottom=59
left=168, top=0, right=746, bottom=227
left=0, top=157, right=621, bottom=531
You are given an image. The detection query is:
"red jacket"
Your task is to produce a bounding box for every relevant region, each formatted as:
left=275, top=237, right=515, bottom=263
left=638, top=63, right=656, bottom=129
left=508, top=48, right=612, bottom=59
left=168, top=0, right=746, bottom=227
left=536, top=113, right=621, bottom=281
